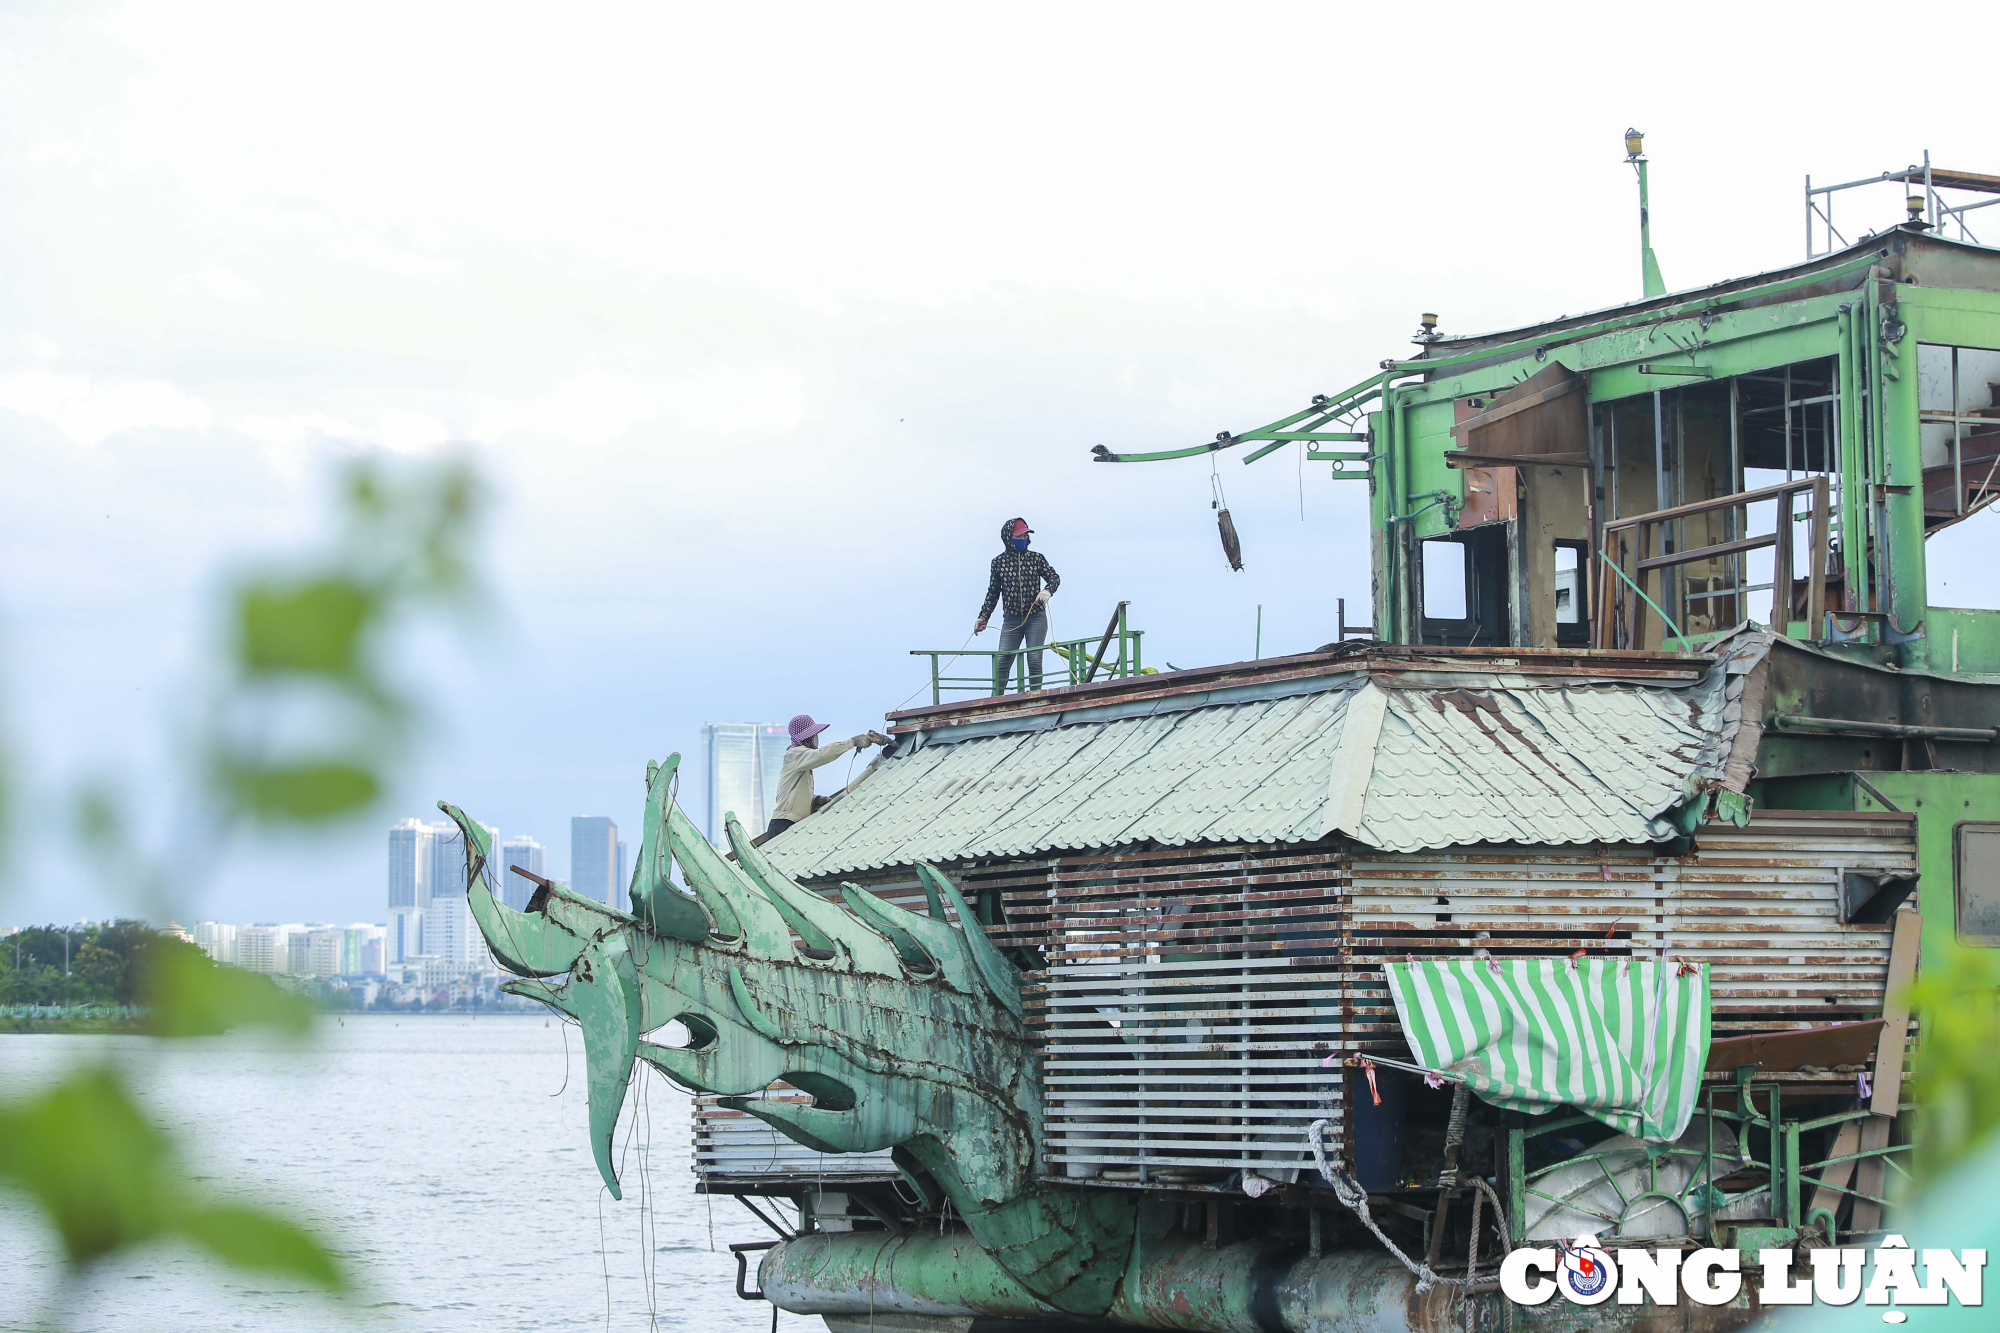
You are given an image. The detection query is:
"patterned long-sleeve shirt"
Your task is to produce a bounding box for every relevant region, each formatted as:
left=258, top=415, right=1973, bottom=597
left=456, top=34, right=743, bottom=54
left=979, top=549, right=1060, bottom=622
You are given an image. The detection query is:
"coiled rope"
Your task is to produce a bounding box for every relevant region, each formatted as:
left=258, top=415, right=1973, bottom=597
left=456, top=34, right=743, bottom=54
left=1306, top=1118, right=1511, bottom=1296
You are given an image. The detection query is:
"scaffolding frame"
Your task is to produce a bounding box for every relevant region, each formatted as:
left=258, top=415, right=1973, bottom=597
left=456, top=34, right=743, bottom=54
left=1808, top=152, right=2000, bottom=256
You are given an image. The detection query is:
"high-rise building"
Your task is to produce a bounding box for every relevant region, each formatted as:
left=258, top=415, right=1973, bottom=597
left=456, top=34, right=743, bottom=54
left=499, top=836, right=547, bottom=912
left=238, top=923, right=305, bottom=974
left=192, top=921, right=238, bottom=965
left=388, top=817, right=431, bottom=963
left=571, top=816, right=619, bottom=903
left=356, top=924, right=387, bottom=976
left=703, top=721, right=788, bottom=843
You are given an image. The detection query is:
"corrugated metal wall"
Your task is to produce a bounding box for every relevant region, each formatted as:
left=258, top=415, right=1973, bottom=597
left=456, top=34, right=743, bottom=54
left=1039, top=843, right=1347, bottom=1185
left=693, top=811, right=1913, bottom=1191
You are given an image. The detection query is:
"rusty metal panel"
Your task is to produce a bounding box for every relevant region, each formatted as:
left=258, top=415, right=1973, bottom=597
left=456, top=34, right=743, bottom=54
left=1033, top=809, right=1911, bottom=1184
left=1040, top=843, right=1349, bottom=1183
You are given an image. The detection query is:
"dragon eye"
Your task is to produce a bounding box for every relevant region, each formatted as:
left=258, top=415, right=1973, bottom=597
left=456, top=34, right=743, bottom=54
left=663, top=1013, right=718, bottom=1050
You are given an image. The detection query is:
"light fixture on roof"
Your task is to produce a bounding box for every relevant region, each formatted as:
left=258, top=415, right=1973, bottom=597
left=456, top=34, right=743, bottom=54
left=1412, top=312, right=1440, bottom=345
left=1624, top=128, right=1644, bottom=160
left=1907, top=194, right=1927, bottom=223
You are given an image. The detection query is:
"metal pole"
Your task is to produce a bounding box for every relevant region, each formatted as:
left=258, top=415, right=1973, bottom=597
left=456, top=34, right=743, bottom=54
left=1954, top=347, right=1964, bottom=516
left=1729, top=377, right=1742, bottom=615
left=1637, top=156, right=1665, bottom=298
left=1805, top=175, right=1813, bottom=257
left=1784, top=365, right=1794, bottom=483
left=1653, top=391, right=1670, bottom=628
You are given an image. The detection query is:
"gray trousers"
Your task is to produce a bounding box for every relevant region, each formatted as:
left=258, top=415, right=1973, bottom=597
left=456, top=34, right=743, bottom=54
left=994, top=607, right=1049, bottom=693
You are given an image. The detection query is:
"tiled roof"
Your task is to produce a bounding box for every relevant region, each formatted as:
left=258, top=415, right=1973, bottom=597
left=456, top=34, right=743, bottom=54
left=764, top=644, right=1745, bottom=881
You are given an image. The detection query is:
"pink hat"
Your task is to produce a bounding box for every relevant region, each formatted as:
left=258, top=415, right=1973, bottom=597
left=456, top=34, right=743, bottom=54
left=788, top=713, right=830, bottom=745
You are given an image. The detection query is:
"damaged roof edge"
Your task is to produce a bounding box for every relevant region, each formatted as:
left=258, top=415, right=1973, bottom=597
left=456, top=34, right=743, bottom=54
left=766, top=637, right=1757, bottom=880
left=885, top=642, right=1712, bottom=739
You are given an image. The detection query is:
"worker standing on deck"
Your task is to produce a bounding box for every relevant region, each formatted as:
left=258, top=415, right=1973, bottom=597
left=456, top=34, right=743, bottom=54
left=766, top=714, right=887, bottom=838
left=975, top=517, right=1061, bottom=694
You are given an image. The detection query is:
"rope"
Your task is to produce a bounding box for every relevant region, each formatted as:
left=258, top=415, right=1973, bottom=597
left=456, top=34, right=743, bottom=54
left=1307, top=1119, right=1510, bottom=1296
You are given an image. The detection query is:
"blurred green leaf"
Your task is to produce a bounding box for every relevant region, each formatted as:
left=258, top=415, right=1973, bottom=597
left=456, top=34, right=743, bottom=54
left=140, top=946, right=315, bottom=1038
left=223, top=761, right=380, bottom=821
left=1907, top=943, right=2000, bottom=1188
left=0, top=1068, right=344, bottom=1289
left=237, top=579, right=373, bottom=677
left=0, top=1066, right=173, bottom=1265
left=179, top=1203, right=345, bottom=1289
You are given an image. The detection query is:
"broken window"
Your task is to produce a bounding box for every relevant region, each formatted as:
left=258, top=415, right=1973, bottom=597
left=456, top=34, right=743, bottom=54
left=1418, top=528, right=1508, bottom=647
left=1420, top=539, right=1466, bottom=621
left=1552, top=540, right=1588, bottom=646
left=1918, top=344, right=2000, bottom=529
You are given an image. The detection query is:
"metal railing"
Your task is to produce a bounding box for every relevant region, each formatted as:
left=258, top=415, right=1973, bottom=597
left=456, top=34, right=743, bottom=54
left=1595, top=475, right=1831, bottom=650
left=910, top=602, right=1144, bottom=706
left=1505, top=1071, right=1913, bottom=1247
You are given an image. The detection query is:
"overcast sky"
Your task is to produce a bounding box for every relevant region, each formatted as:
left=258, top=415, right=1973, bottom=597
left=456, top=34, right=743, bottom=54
left=5, top=2, right=1996, bottom=927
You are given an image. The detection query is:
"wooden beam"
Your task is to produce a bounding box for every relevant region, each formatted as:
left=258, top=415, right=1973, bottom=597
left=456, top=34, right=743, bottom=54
left=1636, top=532, right=1777, bottom=572
left=1447, top=377, right=1583, bottom=437
left=1444, top=450, right=1588, bottom=470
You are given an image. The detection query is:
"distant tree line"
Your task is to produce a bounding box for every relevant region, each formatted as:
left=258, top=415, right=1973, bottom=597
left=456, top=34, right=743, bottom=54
left=0, top=920, right=207, bottom=1006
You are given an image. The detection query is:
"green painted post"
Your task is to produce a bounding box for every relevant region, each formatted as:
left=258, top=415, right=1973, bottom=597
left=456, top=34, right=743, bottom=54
left=1628, top=130, right=1667, bottom=299
left=1877, top=286, right=1928, bottom=666
left=1785, top=1122, right=1802, bottom=1231
left=1506, top=1119, right=1526, bottom=1242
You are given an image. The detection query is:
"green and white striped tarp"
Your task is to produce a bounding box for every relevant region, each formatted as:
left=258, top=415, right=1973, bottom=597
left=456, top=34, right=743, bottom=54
left=1383, top=957, right=1710, bottom=1143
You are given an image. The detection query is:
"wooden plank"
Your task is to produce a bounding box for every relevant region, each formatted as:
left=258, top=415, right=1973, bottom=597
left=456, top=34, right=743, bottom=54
left=1704, top=1020, right=1884, bottom=1072
left=1851, top=909, right=1920, bottom=1232
left=1804, top=1120, right=1860, bottom=1225
left=1636, top=532, right=1777, bottom=571
left=1447, top=376, right=1584, bottom=437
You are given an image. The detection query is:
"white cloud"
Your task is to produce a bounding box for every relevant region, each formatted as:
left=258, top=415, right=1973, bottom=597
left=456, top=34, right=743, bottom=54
left=0, top=369, right=211, bottom=445
left=20, top=333, right=60, bottom=362
left=239, top=409, right=453, bottom=454
left=474, top=365, right=809, bottom=447
left=167, top=264, right=263, bottom=303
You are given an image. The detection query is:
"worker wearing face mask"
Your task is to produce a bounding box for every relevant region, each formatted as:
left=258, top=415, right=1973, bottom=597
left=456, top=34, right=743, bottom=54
left=975, top=517, right=1061, bottom=694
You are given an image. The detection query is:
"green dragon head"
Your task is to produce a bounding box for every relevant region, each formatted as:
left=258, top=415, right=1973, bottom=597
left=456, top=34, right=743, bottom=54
left=441, top=755, right=1132, bottom=1313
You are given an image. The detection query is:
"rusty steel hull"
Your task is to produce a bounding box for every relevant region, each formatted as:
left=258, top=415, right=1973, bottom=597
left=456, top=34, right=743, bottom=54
left=761, top=1230, right=1759, bottom=1332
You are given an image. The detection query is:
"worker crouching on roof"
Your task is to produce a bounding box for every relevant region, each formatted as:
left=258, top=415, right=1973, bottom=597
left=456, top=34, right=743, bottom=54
left=766, top=714, right=887, bottom=838
left=975, top=517, right=1060, bottom=694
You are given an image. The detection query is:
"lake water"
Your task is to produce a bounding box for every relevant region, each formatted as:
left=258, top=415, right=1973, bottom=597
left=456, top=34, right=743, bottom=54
left=0, top=1015, right=816, bottom=1332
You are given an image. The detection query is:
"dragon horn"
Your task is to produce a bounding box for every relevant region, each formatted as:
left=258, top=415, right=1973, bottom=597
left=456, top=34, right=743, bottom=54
left=628, top=756, right=714, bottom=942
left=725, top=815, right=902, bottom=976
left=501, top=977, right=577, bottom=1018
left=836, top=884, right=975, bottom=995
left=838, top=885, right=937, bottom=973
left=571, top=932, right=642, bottom=1201
left=916, top=863, right=1024, bottom=1020
left=723, top=1093, right=920, bottom=1157
left=665, top=803, right=793, bottom=956
left=438, top=801, right=585, bottom=977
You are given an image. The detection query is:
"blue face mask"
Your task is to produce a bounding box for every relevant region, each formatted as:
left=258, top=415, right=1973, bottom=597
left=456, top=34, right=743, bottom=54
left=1010, top=536, right=1030, bottom=553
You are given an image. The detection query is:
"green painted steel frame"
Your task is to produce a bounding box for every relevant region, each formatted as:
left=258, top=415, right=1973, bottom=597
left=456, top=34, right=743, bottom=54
left=1503, top=1083, right=1913, bottom=1250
